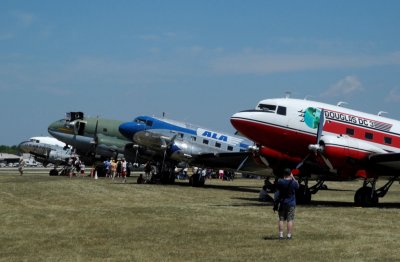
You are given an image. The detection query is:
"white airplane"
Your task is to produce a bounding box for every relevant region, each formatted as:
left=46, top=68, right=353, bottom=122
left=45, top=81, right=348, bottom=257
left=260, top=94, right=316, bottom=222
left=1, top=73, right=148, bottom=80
left=231, top=97, right=400, bottom=206
left=19, top=136, right=73, bottom=175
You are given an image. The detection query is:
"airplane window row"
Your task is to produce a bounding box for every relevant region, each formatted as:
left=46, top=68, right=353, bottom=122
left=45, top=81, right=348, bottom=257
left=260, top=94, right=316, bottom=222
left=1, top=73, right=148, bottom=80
left=346, top=128, right=393, bottom=145
left=202, top=138, right=234, bottom=151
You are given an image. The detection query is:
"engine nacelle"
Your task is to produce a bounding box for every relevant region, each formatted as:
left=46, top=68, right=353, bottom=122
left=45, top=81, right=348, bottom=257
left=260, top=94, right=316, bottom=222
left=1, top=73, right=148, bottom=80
left=319, top=135, right=386, bottom=168
left=169, top=140, right=193, bottom=162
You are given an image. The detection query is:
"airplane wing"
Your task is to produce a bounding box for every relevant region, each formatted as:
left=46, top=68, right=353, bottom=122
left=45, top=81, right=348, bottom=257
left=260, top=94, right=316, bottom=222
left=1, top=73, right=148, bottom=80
left=369, top=152, right=400, bottom=171
left=193, top=152, right=272, bottom=176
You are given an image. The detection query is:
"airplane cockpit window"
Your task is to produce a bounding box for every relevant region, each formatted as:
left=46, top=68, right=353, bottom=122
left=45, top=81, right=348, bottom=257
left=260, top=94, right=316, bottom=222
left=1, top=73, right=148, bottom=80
left=134, top=118, right=147, bottom=125
left=258, top=104, right=277, bottom=112
left=146, top=120, right=153, bottom=127
left=277, top=106, right=287, bottom=116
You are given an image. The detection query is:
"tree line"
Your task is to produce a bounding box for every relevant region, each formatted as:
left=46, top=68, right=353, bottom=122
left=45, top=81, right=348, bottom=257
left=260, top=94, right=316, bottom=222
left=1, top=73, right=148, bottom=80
left=0, top=145, right=20, bottom=155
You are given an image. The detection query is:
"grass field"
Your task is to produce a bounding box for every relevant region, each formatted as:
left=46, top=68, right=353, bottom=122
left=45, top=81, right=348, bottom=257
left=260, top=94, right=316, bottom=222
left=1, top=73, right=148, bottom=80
left=1, top=170, right=400, bottom=261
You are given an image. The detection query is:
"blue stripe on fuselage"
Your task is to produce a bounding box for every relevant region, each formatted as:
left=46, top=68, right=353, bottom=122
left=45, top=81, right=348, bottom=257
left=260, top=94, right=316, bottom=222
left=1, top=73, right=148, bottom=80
left=240, top=143, right=249, bottom=149
left=135, top=116, right=197, bottom=135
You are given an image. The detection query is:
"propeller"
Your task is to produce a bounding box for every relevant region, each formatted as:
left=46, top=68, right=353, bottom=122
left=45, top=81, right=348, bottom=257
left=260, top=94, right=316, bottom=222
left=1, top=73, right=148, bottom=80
left=297, top=108, right=328, bottom=169
left=160, top=134, right=178, bottom=173
left=90, top=117, right=99, bottom=159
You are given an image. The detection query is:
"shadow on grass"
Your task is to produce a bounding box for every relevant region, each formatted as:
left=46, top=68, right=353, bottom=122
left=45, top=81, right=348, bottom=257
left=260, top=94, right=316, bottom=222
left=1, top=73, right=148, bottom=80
left=323, top=188, right=354, bottom=192
left=262, top=235, right=281, bottom=241
left=222, top=196, right=400, bottom=209
left=308, top=200, right=400, bottom=209
left=174, top=181, right=260, bottom=194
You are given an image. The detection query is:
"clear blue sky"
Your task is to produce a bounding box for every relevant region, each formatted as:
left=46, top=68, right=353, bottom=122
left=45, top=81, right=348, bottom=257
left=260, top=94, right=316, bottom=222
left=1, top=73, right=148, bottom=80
left=1, top=1, right=400, bottom=145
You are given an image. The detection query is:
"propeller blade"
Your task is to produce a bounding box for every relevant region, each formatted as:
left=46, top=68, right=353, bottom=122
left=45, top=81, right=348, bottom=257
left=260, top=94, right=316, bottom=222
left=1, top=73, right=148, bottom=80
left=296, top=153, right=310, bottom=169
left=320, top=153, right=334, bottom=171
left=236, top=155, right=249, bottom=171
left=89, top=118, right=99, bottom=161
left=316, top=109, right=325, bottom=143
left=167, top=134, right=178, bottom=147
left=92, top=119, right=99, bottom=145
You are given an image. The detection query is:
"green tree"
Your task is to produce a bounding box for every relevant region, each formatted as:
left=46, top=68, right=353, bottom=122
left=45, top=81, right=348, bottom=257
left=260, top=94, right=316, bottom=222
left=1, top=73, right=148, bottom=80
left=0, top=145, right=19, bottom=154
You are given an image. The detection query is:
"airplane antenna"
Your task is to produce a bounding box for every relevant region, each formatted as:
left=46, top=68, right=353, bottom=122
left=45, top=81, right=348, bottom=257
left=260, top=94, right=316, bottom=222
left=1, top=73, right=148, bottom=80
left=337, top=101, right=348, bottom=107
left=162, top=112, right=165, bottom=118
left=378, top=111, right=388, bottom=116
left=285, top=91, right=291, bottom=99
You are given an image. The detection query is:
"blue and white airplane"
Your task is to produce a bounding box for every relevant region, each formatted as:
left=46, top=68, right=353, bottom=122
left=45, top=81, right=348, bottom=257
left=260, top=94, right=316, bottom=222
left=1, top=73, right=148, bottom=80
left=119, top=115, right=257, bottom=185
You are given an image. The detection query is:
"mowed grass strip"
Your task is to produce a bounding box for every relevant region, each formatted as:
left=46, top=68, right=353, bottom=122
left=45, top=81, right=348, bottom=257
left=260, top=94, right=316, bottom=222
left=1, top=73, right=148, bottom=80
left=1, top=172, right=400, bottom=262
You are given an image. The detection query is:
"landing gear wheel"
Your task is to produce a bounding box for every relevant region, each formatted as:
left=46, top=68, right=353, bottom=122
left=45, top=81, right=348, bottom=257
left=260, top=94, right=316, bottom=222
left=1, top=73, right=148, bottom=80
left=354, top=187, right=378, bottom=207
left=49, top=169, right=59, bottom=176
left=296, top=184, right=311, bottom=205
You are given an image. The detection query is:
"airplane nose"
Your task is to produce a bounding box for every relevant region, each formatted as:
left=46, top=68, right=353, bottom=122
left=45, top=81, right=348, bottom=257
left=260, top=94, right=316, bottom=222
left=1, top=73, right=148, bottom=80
left=230, top=111, right=256, bottom=139
left=230, top=111, right=250, bottom=130
left=48, top=120, right=64, bottom=133
left=18, top=141, right=29, bottom=152
left=119, top=122, right=145, bottom=140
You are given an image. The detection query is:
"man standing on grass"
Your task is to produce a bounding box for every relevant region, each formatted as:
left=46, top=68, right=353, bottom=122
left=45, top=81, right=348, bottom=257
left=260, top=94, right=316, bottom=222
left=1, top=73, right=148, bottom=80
left=273, top=168, right=299, bottom=240
left=18, top=158, right=25, bottom=176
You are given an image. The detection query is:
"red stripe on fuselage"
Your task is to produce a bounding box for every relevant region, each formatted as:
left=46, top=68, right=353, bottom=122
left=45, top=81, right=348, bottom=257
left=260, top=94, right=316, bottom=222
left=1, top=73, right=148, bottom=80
left=323, top=119, right=400, bottom=149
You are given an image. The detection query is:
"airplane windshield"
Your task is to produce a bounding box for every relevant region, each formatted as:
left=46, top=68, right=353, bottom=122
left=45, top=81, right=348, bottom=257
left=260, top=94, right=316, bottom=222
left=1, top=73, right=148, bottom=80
left=134, top=118, right=147, bottom=125
left=258, top=104, right=277, bottom=112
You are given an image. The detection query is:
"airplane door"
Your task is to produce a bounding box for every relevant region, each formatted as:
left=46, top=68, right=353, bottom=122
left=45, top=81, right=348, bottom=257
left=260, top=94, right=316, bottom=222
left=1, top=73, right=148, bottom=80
left=77, top=122, right=85, bottom=135
left=277, top=106, right=289, bottom=136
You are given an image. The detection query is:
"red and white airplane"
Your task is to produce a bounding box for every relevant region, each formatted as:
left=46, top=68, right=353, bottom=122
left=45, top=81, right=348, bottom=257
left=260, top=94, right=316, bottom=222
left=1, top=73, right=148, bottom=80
left=231, top=97, right=400, bottom=206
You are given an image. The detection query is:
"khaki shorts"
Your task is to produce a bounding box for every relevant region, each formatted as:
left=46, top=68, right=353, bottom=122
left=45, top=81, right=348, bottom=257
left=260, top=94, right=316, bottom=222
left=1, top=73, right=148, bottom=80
left=278, top=205, right=296, bottom=221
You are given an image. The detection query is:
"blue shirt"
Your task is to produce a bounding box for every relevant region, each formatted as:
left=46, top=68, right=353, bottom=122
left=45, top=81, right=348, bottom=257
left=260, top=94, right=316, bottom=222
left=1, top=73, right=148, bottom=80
left=274, top=178, right=299, bottom=207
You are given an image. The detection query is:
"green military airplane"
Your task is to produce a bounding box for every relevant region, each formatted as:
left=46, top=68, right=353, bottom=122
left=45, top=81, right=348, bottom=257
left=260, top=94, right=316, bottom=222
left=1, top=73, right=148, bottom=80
left=47, top=112, right=139, bottom=166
